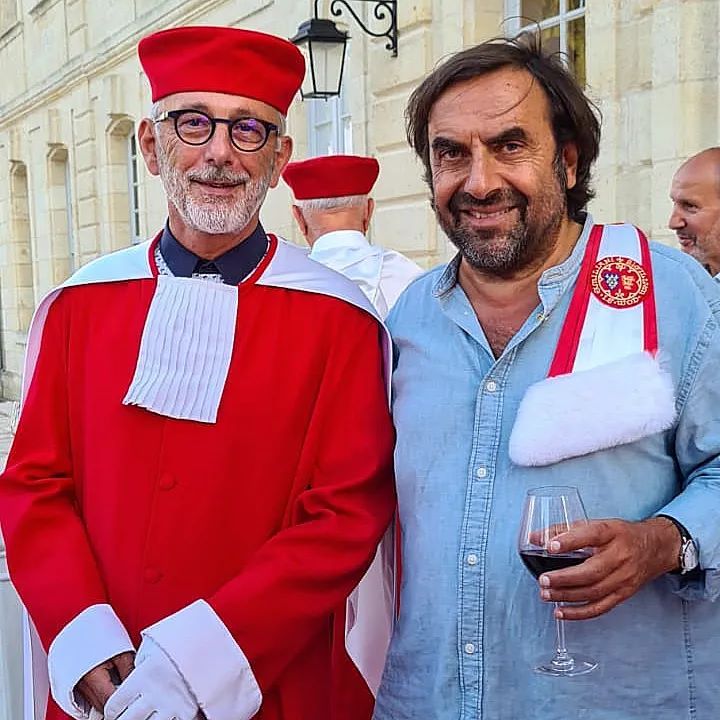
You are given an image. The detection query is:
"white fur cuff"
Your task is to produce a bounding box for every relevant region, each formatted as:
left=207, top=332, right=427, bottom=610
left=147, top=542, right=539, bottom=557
left=48, top=604, right=134, bottom=719
left=509, top=352, right=677, bottom=467
left=142, top=600, right=262, bottom=720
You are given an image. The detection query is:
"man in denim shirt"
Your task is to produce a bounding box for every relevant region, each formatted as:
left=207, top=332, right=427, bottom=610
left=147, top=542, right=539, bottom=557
left=374, top=35, right=720, bottom=720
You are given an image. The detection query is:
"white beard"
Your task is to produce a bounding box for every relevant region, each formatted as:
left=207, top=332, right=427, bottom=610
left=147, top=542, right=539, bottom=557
left=156, top=142, right=274, bottom=235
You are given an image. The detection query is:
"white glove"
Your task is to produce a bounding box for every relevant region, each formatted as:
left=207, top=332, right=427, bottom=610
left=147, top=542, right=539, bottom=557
left=103, top=635, right=199, bottom=720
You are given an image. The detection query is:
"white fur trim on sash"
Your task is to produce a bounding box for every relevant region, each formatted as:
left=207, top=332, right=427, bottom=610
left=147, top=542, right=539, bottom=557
left=509, top=223, right=676, bottom=467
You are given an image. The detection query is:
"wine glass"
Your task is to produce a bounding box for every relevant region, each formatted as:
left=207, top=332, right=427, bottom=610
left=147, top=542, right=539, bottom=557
left=518, top=485, right=598, bottom=676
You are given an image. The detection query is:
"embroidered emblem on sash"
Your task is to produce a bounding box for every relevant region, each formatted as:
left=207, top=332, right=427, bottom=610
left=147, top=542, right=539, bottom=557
left=590, top=256, right=649, bottom=308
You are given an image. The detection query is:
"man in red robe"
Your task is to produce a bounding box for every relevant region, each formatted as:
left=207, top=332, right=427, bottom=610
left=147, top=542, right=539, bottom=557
left=0, top=25, right=395, bottom=720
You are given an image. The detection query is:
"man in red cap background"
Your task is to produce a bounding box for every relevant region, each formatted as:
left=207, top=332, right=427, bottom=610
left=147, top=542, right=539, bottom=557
left=283, top=155, right=422, bottom=317
left=0, top=25, right=394, bottom=720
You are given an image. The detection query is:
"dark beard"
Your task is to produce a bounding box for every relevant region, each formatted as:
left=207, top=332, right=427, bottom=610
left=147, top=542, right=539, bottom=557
left=436, top=154, right=568, bottom=278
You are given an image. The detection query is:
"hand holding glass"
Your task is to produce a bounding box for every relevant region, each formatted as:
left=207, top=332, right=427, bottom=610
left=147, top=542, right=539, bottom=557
left=518, top=486, right=598, bottom=676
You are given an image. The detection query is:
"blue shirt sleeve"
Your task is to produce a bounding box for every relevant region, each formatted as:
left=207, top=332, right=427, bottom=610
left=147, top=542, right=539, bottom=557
left=657, top=296, right=720, bottom=601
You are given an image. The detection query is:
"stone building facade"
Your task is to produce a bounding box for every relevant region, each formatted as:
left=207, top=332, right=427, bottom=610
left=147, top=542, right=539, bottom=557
left=0, top=0, right=717, bottom=401
left=0, top=1, right=719, bottom=717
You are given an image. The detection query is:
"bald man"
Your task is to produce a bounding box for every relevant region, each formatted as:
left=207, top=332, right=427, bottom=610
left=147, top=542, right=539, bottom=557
left=669, top=148, right=720, bottom=279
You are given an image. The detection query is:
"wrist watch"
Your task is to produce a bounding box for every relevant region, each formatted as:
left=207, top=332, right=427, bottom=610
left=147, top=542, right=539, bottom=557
left=657, top=514, right=699, bottom=574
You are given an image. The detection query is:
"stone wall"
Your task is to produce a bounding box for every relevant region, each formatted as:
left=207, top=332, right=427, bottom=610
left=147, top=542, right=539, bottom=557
left=0, top=0, right=716, bottom=399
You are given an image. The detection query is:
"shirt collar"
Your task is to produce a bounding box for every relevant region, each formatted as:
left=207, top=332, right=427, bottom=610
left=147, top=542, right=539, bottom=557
left=159, top=222, right=269, bottom=285
left=432, top=212, right=594, bottom=299
left=310, top=230, right=370, bottom=257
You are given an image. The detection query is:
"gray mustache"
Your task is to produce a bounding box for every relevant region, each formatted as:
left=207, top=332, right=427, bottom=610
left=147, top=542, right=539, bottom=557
left=186, top=168, right=250, bottom=184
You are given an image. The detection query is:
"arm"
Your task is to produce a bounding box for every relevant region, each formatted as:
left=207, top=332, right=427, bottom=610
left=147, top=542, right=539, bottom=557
left=110, top=309, right=396, bottom=720
left=197, top=309, right=396, bottom=682
left=0, top=293, right=134, bottom=716
left=653, top=314, right=720, bottom=600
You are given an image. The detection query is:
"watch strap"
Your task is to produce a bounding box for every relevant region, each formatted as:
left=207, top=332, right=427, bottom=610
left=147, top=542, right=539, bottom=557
left=656, top=514, right=698, bottom=574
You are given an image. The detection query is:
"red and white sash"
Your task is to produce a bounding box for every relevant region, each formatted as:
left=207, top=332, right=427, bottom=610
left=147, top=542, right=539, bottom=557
left=509, top=223, right=677, bottom=467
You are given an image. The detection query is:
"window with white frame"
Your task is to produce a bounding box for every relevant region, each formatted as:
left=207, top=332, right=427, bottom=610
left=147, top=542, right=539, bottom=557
left=127, top=133, right=143, bottom=244
left=506, top=0, right=586, bottom=86
left=308, top=86, right=353, bottom=156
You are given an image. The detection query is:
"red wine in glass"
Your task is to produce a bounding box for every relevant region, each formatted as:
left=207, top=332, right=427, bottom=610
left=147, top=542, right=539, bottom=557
left=518, top=486, right=598, bottom=676
left=520, top=549, right=592, bottom=578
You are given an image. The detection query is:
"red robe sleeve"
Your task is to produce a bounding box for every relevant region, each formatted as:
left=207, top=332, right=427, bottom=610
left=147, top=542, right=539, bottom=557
left=206, top=308, right=396, bottom=693
left=0, top=293, right=108, bottom=648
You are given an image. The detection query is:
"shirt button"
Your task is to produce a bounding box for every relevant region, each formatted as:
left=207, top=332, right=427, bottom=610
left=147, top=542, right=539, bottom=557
left=475, top=467, right=488, bottom=479
left=159, top=473, right=177, bottom=491
left=464, top=643, right=476, bottom=655
left=143, top=567, right=163, bottom=584
left=467, top=554, right=478, bottom=565
left=485, top=380, right=498, bottom=392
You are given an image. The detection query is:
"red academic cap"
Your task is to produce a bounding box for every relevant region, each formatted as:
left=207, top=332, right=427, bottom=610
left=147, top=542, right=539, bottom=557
left=282, top=155, right=381, bottom=200
left=138, top=26, right=305, bottom=114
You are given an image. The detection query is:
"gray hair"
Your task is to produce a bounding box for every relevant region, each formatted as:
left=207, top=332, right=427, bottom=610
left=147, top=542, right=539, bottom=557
left=294, top=194, right=368, bottom=212
left=148, top=101, right=287, bottom=150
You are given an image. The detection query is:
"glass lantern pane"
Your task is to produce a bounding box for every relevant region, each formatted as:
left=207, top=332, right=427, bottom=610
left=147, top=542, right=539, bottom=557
left=308, top=39, right=346, bottom=97
left=568, top=0, right=586, bottom=11
left=293, top=42, right=315, bottom=97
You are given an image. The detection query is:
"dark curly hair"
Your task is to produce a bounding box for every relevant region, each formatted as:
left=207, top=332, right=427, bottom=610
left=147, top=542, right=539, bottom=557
left=405, top=33, right=601, bottom=222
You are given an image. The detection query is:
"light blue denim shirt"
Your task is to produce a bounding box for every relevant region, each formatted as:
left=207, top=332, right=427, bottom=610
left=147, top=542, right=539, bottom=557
left=374, top=215, right=720, bottom=720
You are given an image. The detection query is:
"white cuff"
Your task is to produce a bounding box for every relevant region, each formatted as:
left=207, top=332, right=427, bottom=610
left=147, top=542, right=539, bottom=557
left=141, top=599, right=262, bottom=720
left=48, top=604, right=135, bottom=719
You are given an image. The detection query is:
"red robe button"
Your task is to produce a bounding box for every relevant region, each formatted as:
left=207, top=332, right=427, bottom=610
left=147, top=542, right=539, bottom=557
left=143, top=567, right=163, bottom=584
left=159, top=473, right=177, bottom=491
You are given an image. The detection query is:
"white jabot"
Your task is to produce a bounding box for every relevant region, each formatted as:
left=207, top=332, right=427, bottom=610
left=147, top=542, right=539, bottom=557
left=123, top=276, right=238, bottom=424
left=309, top=230, right=422, bottom=318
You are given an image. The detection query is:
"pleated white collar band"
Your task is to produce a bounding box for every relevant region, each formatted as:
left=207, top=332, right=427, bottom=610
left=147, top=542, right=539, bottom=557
left=123, top=275, right=238, bottom=423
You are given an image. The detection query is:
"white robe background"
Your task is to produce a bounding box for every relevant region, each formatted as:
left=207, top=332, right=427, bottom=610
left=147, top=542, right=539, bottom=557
left=308, top=230, right=423, bottom=318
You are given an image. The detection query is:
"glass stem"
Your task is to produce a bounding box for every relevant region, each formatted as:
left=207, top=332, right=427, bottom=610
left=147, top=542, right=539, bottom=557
left=552, top=603, right=574, bottom=670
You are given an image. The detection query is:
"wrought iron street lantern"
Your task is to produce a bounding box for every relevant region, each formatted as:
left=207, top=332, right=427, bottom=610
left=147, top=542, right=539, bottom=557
left=291, top=0, right=398, bottom=100
left=291, top=17, right=349, bottom=100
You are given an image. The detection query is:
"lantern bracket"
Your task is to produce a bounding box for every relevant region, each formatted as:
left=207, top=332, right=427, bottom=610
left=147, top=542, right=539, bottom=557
left=314, top=0, right=398, bottom=57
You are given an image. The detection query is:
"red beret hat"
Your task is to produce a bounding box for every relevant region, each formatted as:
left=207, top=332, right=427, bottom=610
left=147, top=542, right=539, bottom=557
left=138, top=26, right=305, bottom=114
left=282, top=155, right=381, bottom=200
